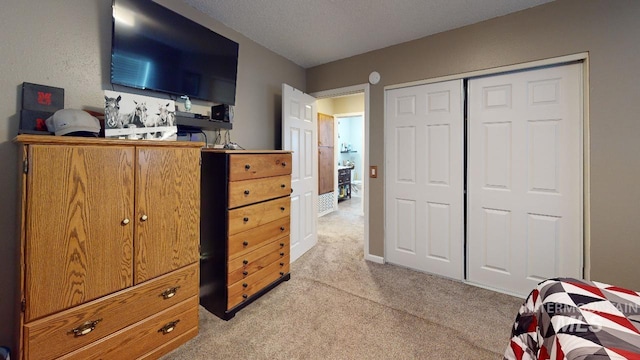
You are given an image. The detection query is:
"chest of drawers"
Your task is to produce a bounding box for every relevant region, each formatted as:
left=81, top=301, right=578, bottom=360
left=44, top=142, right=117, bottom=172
left=200, top=150, right=292, bottom=320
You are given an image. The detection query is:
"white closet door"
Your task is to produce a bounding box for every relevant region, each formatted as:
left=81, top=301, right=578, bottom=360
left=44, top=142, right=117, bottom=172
left=385, top=80, right=464, bottom=280
left=467, top=63, right=582, bottom=297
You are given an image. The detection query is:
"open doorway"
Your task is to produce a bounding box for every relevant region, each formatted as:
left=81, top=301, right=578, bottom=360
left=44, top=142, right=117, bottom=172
left=316, top=96, right=365, bottom=216
left=311, top=83, right=376, bottom=263
left=335, top=112, right=364, bottom=214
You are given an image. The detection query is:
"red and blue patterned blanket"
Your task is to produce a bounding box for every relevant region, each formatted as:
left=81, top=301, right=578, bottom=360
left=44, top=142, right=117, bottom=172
left=504, top=278, right=640, bottom=360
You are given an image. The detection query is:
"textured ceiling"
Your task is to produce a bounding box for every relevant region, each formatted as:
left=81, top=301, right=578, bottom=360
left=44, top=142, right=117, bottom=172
left=184, top=0, right=554, bottom=69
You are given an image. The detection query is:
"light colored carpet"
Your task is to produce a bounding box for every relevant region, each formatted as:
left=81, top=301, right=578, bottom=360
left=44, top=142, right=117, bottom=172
left=162, top=197, right=523, bottom=359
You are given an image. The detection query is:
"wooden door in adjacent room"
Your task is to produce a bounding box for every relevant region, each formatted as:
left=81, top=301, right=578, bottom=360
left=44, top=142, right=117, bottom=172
left=318, top=112, right=335, bottom=195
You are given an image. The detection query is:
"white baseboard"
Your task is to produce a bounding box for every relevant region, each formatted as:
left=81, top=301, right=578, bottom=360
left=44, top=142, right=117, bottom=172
left=463, top=280, right=527, bottom=299
left=365, top=254, right=384, bottom=264
left=318, top=209, right=334, bottom=217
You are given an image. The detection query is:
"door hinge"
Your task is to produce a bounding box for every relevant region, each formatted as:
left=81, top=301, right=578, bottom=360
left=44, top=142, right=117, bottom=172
left=21, top=299, right=26, bottom=312
left=23, top=158, right=28, bottom=174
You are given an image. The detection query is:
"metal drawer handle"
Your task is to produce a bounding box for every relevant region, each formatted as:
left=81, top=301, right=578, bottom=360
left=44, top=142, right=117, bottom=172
left=158, top=320, right=180, bottom=335
left=243, top=271, right=248, bottom=276
left=280, top=262, right=285, bottom=266
left=70, top=319, right=102, bottom=337
left=243, top=241, right=249, bottom=247
left=244, top=190, right=250, bottom=195
left=281, top=162, right=287, bottom=167
left=280, top=226, right=285, bottom=231
left=242, top=294, right=248, bottom=300
left=242, top=283, right=248, bottom=288
left=160, top=286, right=180, bottom=299
left=280, top=242, right=285, bottom=247
left=245, top=164, right=251, bottom=170
left=280, top=252, right=285, bottom=256
left=280, top=207, right=285, bottom=211
left=280, top=184, right=286, bottom=188
left=243, top=217, right=249, bottom=222
left=243, top=259, right=249, bottom=265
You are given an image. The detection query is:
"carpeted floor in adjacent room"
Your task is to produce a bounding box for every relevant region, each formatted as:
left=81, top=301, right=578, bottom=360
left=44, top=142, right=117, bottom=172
left=162, top=197, right=523, bottom=360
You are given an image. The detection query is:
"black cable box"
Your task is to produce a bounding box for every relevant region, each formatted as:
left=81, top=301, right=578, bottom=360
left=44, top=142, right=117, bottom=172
left=175, top=111, right=195, bottom=118
left=176, top=111, right=210, bottom=119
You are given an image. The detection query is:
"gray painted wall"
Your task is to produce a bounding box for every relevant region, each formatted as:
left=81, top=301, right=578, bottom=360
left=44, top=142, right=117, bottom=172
left=0, top=0, right=304, bottom=350
left=307, top=0, right=640, bottom=291
left=3, top=0, right=639, bottom=353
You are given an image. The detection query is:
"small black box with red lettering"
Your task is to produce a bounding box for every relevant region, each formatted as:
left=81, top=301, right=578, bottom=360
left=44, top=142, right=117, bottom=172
left=21, top=82, right=64, bottom=112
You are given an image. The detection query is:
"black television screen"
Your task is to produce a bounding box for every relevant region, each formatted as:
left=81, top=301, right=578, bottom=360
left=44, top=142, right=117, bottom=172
left=111, top=0, right=239, bottom=105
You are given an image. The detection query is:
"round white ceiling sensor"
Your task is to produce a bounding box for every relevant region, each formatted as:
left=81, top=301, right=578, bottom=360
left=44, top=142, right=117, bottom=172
left=368, top=71, right=381, bottom=85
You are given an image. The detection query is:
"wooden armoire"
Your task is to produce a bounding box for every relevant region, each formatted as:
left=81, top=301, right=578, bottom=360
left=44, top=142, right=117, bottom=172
left=15, top=135, right=202, bottom=360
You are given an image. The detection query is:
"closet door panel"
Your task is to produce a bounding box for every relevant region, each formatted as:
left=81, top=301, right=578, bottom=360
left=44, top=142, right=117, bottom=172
left=384, top=80, right=464, bottom=280
left=467, top=63, right=583, bottom=297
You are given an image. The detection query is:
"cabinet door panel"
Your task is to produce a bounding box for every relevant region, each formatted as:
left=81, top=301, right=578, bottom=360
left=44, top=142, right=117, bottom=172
left=135, top=147, right=200, bottom=283
left=25, top=145, right=134, bottom=321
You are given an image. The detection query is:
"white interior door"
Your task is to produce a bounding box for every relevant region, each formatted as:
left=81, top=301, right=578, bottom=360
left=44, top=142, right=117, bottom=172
left=385, top=80, right=464, bottom=280
left=282, top=83, right=318, bottom=262
left=467, top=63, right=582, bottom=297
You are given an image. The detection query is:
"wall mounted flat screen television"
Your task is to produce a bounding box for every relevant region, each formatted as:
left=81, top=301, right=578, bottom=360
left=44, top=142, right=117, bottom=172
left=111, top=0, right=239, bottom=105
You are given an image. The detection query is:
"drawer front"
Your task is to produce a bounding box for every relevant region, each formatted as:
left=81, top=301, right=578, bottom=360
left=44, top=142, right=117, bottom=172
left=229, top=153, right=292, bottom=181
left=228, top=235, right=289, bottom=285
left=138, top=327, right=199, bottom=360
left=58, top=296, right=199, bottom=360
left=24, top=263, right=198, bottom=360
left=228, top=175, right=291, bottom=209
left=228, top=196, right=290, bottom=235
left=227, top=256, right=290, bottom=309
left=228, top=217, right=290, bottom=260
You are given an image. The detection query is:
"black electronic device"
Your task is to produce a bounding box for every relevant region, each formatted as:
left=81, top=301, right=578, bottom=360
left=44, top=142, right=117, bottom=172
left=110, top=0, right=239, bottom=105
left=175, top=111, right=195, bottom=118
left=211, top=104, right=234, bottom=122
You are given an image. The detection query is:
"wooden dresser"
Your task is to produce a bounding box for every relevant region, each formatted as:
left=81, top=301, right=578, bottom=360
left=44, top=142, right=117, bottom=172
left=15, top=135, right=202, bottom=360
left=200, top=150, right=292, bottom=320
